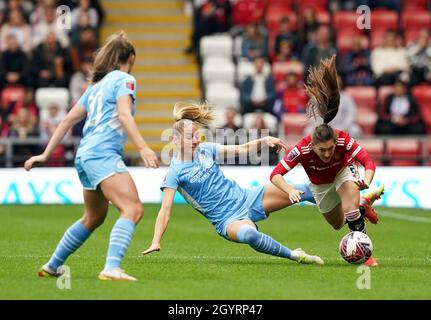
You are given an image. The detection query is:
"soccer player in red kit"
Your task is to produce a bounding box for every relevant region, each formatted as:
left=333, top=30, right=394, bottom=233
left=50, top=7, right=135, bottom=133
left=270, top=56, right=383, bottom=267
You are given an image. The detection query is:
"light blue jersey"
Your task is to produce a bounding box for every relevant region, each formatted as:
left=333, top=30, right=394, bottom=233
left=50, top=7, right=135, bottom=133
left=161, top=143, right=267, bottom=236
left=76, top=70, right=136, bottom=158
left=74, top=70, right=137, bottom=190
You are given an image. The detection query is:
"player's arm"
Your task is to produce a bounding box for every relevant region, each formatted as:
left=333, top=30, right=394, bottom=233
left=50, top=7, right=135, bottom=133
left=218, top=136, right=287, bottom=159
left=345, top=135, right=376, bottom=190
left=270, top=148, right=303, bottom=203
left=117, top=95, right=159, bottom=168
left=141, top=187, right=176, bottom=256
left=24, top=103, right=87, bottom=171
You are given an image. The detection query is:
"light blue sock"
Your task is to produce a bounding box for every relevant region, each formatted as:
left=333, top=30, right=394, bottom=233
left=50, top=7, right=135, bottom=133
left=294, top=183, right=316, bottom=204
left=236, top=225, right=298, bottom=261
left=105, top=218, right=136, bottom=270
left=48, top=221, right=91, bottom=272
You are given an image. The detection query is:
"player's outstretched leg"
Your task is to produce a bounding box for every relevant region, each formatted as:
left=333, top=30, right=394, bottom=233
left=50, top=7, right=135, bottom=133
left=359, top=184, right=385, bottom=224
left=38, top=221, right=92, bottom=277
left=234, top=224, right=324, bottom=265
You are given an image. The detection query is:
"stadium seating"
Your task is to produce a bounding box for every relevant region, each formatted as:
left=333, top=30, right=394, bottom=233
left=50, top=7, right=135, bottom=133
left=35, top=88, right=70, bottom=111
left=387, top=139, right=421, bottom=166
left=282, top=113, right=308, bottom=136
left=370, top=9, right=398, bottom=31
left=378, top=86, right=395, bottom=106
left=200, top=34, right=233, bottom=60
left=345, top=86, right=377, bottom=111
left=232, top=0, right=265, bottom=26
left=266, top=9, right=298, bottom=34
left=401, top=11, right=431, bottom=31
left=205, top=83, right=240, bottom=110
left=1, top=85, right=25, bottom=108
left=333, top=11, right=365, bottom=35
left=297, top=0, right=328, bottom=12
left=356, top=109, right=378, bottom=136
left=412, top=85, right=431, bottom=133
left=356, top=138, right=385, bottom=166
left=202, top=57, right=236, bottom=86
left=272, top=60, right=305, bottom=83
left=403, top=0, right=429, bottom=11
left=243, top=112, right=278, bottom=134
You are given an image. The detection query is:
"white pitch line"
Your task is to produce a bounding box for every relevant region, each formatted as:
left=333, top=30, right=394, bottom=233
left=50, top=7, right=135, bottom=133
left=379, top=210, right=431, bottom=224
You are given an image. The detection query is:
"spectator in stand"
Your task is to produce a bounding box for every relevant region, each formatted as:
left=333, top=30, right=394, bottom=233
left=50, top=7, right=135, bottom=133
left=185, top=0, right=231, bottom=55
left=342, top=36, right=374, bottom=86
left=302, top=24, right=337, bottom=80
left=298, top=7, right=319, bottom=52
left=30, top=0, right=57, bottom=25
left=8, top=107, right=39, bottom=165
left=70, top=57, right=92, bottom=104
left=241, top=23, right=268, bottom=61
left=59, top=0, right=105, bottom=25
left=69, top=26, right=98, bottom=71
left=6, top=89, right=38, bottom=129
left=0, top=8, right=32, bottom=53
left=220, top=107, right=241, bottom=132
left=3, top=0, right=33, bottom=23
left=33, top=5, right=71, bottom=48
left=248, top=113, right=279, bottom=166
left=278, top=72, right=307, bottom=115
left=375, top=79, right=426, bottom=135
left=407, top=29, right=431, bottom=86
left=273, top=40, right=298, bottom=63
left=69, top=11, right=95, bottom=46
left=71, top=0, right=99, bottom=28
left=371, top=30, right=409, bottom=87
left=0, top=114, right=9, bottom=166
left=0, top=34, right=30, bottom=89
left=275, top=16, right=298, bottom=57
left=31, top=31, right=73, bottom=88
left=240, top=57, right=276, bottom=115
left=40, top=103, right=67, bottom=142
left=304, top=76, right=362, bottom=137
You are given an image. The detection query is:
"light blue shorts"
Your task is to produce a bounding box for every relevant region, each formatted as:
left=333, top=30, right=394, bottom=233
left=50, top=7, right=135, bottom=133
left=218, top=185, right=267, bottom=238
left=75, top=153, right=128, bottom=190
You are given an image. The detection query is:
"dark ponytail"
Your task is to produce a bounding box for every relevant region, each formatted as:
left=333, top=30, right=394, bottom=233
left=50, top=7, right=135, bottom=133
left=305, top=54, right=340, bottom=124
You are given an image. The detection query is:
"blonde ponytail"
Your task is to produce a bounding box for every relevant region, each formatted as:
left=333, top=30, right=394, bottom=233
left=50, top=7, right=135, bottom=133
left=173, top=101, right=215, bottom=131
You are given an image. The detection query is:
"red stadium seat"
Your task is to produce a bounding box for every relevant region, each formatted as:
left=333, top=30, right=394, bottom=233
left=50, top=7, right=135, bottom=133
left=272, top=61, right=304, bottom=82
left=427, top=140, right=431, bottom=165
left=266, top=8, right=297, bottom=33
left=345, top=86, right=377, bottom=111
left=356, top=108, right=378, bottom=136
left=387, top=139, right=421, bottom=166
left=1, top=85, right=25, bottom=108
left=356, top=138, right=385, bottom=166
left=370, top=29, right=387, bottom=48
left=404, top=29, right=422, bottom=46
left=282, top=113, right=308, bottom=136
left=403, top=0, right=428, bottom=11
left=336, top=33, right=369, bottom=54
left=371, top=10, right=398, bottom=31
left=378, top=86, right=394, bottom=107
left=334, top=11, right=364, bottom=34
left=402, top=11, right=431, bottom=30
left=297, top=0, right=328, bottom=12
left=316, top=11, right=331, bottom=24
left=232, top=0, right=265, bottom=26
left=412, top=85, right=431, bottom=133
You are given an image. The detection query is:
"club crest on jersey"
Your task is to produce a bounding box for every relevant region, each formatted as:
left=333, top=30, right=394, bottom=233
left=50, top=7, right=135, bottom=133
left=286, top=147, right=300, bottom=162
left=125, top=80, right=134, bottom=91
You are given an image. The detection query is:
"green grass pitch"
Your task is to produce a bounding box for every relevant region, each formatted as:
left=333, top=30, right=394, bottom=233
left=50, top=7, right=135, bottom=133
left=0, top=204, right=430, bottom=299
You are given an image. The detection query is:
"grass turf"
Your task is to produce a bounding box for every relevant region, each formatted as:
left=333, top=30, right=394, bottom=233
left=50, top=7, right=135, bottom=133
left=0, top=204, right=430, bottom=299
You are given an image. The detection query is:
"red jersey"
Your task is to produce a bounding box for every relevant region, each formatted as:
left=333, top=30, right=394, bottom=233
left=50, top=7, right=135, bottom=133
left=271, top=130, right=376, bottom=185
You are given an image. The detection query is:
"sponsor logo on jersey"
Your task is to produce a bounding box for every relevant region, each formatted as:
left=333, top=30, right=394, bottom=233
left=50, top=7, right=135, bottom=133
left=286, top=147, right=300, bottom=162
left=125, top=80, right=135, bottom=91
left=117, top=160, right=126, bottom=170
left=346, top=138, right=355, bottom=151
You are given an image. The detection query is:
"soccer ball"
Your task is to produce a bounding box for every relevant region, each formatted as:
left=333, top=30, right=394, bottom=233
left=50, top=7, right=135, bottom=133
left=339, top=231, right=373, bottom=264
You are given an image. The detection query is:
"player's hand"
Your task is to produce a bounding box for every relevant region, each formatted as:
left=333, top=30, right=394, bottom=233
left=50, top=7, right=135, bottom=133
left=139, top=147, right=159, bottom=169
left=355, top=179, right=369, bottom=190
left=266, top=136, right=287, bottom=154
left=24, top=154, right=47, bottom=171
left=141, top=243, right=161, bottom=256
left=288, top=189, right=304, bottom=204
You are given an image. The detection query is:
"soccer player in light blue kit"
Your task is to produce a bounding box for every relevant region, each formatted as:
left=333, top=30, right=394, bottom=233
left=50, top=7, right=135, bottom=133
left=141, top=102, right=323, bottom=264
left=25, top=31, right=159, bottom=281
